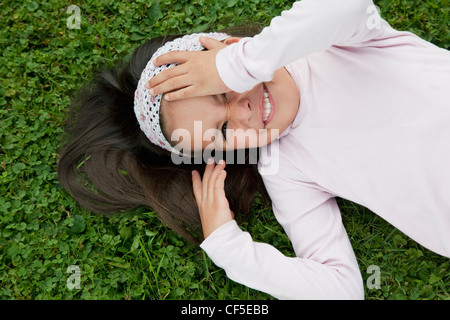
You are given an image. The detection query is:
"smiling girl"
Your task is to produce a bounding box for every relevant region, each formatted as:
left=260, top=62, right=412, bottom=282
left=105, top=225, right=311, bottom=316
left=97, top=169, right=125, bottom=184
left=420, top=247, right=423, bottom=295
left=58, top=0, right=450, bottom=299
left=159, top=41, right=299, bottom=155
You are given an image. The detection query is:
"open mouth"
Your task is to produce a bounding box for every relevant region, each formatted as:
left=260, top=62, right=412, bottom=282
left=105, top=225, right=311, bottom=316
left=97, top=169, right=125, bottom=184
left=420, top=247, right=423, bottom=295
left=262, top=85, right=274, bottom=125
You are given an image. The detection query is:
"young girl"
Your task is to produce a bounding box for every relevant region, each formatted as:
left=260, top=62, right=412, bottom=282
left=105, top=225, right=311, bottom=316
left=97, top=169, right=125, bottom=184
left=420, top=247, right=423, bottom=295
left=58, top=0, right=450, bottom=299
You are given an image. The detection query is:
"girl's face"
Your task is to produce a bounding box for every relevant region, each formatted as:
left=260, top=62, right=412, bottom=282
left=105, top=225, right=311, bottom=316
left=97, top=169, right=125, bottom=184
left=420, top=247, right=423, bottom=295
left=161, top=42, right=300, bottom=154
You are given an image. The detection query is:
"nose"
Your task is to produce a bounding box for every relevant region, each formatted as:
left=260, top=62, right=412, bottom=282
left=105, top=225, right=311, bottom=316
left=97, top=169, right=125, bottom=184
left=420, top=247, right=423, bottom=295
left=227, top=92, right=253, bottom=128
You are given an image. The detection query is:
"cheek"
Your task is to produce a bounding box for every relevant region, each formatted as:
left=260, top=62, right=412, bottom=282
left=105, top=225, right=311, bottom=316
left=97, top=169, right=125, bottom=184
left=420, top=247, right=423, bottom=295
left=266, top=69, right=299, bottom=127
left=169, top=127, right=195, bottom=153
left=225, top=128, right=277, bottom=149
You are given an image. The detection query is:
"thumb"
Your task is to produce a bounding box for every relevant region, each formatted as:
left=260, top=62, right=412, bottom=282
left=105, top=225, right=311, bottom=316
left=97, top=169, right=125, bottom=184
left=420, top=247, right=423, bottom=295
left=200, top=36, right=227, bottom=51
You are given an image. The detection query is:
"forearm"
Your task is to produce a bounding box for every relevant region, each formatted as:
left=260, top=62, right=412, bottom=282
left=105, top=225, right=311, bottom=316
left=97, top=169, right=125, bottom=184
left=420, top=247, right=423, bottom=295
left=217, top=0, right=378, bottom=92
left=201, top=220, right=364, bottom=300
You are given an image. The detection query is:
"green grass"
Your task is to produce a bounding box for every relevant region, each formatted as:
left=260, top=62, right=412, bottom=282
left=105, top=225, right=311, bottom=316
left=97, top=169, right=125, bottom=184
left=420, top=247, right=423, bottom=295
left=1, top=0, right=449, bottom=300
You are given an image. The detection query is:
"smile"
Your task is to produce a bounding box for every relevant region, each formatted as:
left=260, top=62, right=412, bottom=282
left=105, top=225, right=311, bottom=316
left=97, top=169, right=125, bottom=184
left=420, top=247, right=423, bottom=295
left=262, top=85, right=274, bottom=125
left=263, top=88, right=271, bottom=122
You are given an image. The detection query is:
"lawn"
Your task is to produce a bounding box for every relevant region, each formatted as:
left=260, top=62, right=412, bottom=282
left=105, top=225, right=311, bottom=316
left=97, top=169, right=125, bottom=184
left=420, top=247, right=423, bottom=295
left=1, top=0, right=449, bottom=300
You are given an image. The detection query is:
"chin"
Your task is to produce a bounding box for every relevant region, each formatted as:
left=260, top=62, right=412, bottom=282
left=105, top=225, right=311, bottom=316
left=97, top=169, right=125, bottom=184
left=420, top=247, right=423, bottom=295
left=255, top=128, right=279, bottom=148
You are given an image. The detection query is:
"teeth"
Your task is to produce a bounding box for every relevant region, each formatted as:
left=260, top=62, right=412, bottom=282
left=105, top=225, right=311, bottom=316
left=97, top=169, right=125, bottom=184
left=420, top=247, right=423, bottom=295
left=263, top=88, right=272, bottom=122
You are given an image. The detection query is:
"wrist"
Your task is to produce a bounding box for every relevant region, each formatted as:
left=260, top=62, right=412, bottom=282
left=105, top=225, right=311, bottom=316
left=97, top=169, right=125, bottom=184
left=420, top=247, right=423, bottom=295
left=202, top=217, right=235, bottom=240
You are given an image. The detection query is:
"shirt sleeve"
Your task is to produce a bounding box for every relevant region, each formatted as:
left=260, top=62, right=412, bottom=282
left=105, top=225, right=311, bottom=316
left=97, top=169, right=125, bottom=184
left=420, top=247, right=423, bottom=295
left=217, top=0, right=385, bottom=92
left=200, top=153, right=364, bottom=300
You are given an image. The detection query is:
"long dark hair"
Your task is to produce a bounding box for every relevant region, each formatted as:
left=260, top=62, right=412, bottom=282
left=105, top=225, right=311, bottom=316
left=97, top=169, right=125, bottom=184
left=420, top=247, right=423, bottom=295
left=57, top=34, right=268, bottom=244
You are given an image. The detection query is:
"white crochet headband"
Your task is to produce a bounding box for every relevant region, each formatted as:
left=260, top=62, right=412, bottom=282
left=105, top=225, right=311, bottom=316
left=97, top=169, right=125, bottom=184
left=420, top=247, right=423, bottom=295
left=134, top=32, right=230, bottom=155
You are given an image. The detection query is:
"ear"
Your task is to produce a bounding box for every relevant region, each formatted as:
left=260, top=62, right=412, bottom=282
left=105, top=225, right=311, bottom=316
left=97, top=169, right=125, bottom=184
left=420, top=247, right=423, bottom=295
left=223, top=37, right=241, bottom=45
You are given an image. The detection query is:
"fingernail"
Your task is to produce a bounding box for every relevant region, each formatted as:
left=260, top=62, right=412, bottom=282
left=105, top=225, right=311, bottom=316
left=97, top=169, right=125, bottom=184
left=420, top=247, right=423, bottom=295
left=145, top=82, right=150, bottom=89
left=207, top=158, right=214, bottom=164
left=149, top=88, right=154, bottom=95
left=218, top=159, right=225, bottom=165
left=164, top=94, right=170, bottom=101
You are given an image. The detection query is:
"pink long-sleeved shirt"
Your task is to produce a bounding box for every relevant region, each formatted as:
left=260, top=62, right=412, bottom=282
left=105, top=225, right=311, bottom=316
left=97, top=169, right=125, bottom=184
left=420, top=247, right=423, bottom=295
left=200, top=0, right=450, bottom=299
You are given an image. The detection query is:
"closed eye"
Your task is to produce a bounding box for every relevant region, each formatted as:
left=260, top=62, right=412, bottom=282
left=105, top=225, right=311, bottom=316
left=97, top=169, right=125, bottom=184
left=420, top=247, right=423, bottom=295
left=221, top=93, right=228, bottom=103
left=213, top=93, right=229, bottom=105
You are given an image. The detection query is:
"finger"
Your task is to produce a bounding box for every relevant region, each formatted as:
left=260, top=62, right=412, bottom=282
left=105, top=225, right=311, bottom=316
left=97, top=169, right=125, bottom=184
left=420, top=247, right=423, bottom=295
left=164, top=85, right=200, bottom=101
left=200, top=37, right=228, bottom=51
left=201, top=158, right=216, bottom=200
left=192, top=170, right=202, bottom=206
left=146, top=64, right=188, bottom=90
left=153, top=51, right=192, bottom=67
left=207, top=160, right=226, bottom=201
left=150, top=73, right=193, bottom=98
left=213, top=168, right=227, bottom=199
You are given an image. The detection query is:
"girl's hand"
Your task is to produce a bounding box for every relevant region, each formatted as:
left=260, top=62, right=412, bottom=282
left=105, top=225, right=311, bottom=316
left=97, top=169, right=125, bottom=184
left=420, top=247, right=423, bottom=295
left=192, top=159, right=234, bottom=239
left=146, top=37, right=231, bottom=101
